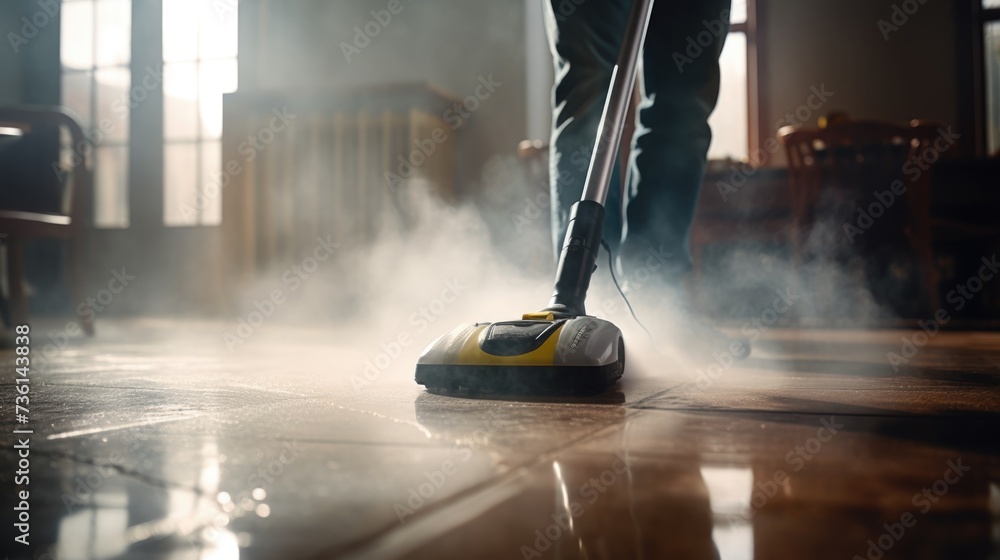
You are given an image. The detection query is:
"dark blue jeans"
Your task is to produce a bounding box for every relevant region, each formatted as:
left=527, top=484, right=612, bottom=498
left=545, top=0, right=731, bottom=282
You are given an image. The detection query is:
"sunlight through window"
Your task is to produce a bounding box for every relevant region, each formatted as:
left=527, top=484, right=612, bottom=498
left=60, top=0, right=132, bottom=228
left=700, top=466, right=755, bottom=560
left=986, top=21, right=1000, bottom=154
left=163, top=0, right=239, bottom=226
left=708, top=1, right=750, bottom=161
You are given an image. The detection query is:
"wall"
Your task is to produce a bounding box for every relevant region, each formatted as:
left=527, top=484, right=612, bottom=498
left=758, top=0, right=961, bottom=162
left=242, top=0, right=531, bottom=192
left=524, top=0, right=553, bottom=142
left=513, top=0, right=964, bottom=166
left=0, top=0, right=25, bottom=104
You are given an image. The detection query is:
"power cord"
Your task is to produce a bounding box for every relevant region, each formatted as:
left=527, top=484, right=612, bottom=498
left=600, top=239, right=656, bottom=344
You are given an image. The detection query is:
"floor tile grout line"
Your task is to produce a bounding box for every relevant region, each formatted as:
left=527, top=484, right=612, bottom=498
left=31, top=447, right=209, bottom=493
left=629, top=405, right=1000, bottom=418
left=23, top=381, right=318, bottom=396
left=624, top=382, right=689, bottom=408
left=333, top=407, right=648, bottom=559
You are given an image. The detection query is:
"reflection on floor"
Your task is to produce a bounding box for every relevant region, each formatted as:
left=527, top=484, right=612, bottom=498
left=1, top=319, right=999, bottom=559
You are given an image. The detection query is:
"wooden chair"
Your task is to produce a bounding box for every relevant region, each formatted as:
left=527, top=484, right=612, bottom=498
left=779, top=119, right=957, bottom=313
left=0, top=106, right=94, bottom=335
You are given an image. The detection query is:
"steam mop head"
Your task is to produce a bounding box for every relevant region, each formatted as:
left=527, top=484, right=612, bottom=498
left=415, top=316, right=624, bottom=394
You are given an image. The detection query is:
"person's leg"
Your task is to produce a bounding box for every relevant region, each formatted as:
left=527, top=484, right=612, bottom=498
left=620, top=0, right=731, bottom=282
left=543, top=0, right=629, bottom=259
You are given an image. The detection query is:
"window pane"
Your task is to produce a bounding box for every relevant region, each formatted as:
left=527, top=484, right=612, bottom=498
left=163, top=0, right=239, bottom=227
left=730, top=0, right=747, bottom=25
left=708, top=32, right=748, bottom=161
left=62, top=71, right=93, bottom=131
left=164, top=143, right=198, bottom=225
left=200, top=141, right=223, bottom=225
left=988, top=22, right=1000, bottom=154
left=95, top=67, right=130, bottom=143
left=61, top=1, right=94, bottom=70
left=95, top=144, right=129, bottom=228
left=163, top=0, right=200, bottom=62
left=164, top=63, right=199, bottom=140
left=199, top=60, right=237, bottom=138
left=985, top=0, right=1000, bottom=8
left=95, top=0, right=131, bottom=67
left=62, top=0, right=132, bottom=229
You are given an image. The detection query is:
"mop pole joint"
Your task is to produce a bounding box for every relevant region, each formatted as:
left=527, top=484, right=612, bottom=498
left=544, top=200, right=605, bottom=317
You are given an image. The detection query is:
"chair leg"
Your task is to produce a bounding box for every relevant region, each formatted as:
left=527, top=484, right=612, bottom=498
left=906, top=179, right=938, bottom=314
left=70, top=237, right=94, bottom=336
left=915, top=244, right=939, bottom=314
left=6, top=239, right=29, bottom=328
left=787, top=229, right=803, bottom=325
left=904, top=224, right=939, bottom=315
left=0, top=244, right=10, bottom=328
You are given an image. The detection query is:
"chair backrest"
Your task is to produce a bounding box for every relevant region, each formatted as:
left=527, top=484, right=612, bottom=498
left=778, top=119, right=945, bottom=229
left=0, top=106, right=92, bottom=226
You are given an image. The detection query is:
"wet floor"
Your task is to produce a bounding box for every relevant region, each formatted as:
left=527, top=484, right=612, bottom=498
left=1, top=319, right=999, bottom=559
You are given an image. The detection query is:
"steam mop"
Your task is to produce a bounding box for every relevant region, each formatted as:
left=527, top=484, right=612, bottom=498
left=415, top=0, right=654, bottom=394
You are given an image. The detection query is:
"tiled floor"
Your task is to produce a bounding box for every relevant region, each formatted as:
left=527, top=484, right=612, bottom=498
left=1, top=319, right=999, bottom=559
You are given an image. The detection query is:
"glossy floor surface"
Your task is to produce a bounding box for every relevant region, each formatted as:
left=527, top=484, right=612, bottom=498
left=2, top=319, right=999, bottom=559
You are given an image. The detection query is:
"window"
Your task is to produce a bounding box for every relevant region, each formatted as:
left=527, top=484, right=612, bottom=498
left=60, top=0, right=132, bottom=228
left=985, top=1, right=1000, bottom=154
left=163, top=0, right=239, bottom=226
left=707, top=0, right=751, bottom=161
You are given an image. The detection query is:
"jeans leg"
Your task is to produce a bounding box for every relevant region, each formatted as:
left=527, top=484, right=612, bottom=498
left=620, top=0, right=731, bottom=282
left=543, top=0, right=630, bottom=260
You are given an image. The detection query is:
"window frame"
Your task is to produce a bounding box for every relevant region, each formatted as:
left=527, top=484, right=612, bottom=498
left=58, top=0, right=238, bottom=230
left=59, top=0, right=133, bottom=229
left=162, top=1, right=239, bottom=227
left=980, top=3, right=1000, bottom=154
left=742, top=0, right=761, bottom=161
left=709, top=0, right=760, bottom=162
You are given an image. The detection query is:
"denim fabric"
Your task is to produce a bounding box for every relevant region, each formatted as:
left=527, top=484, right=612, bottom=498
left=544, top=0, right=731, bottom=281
